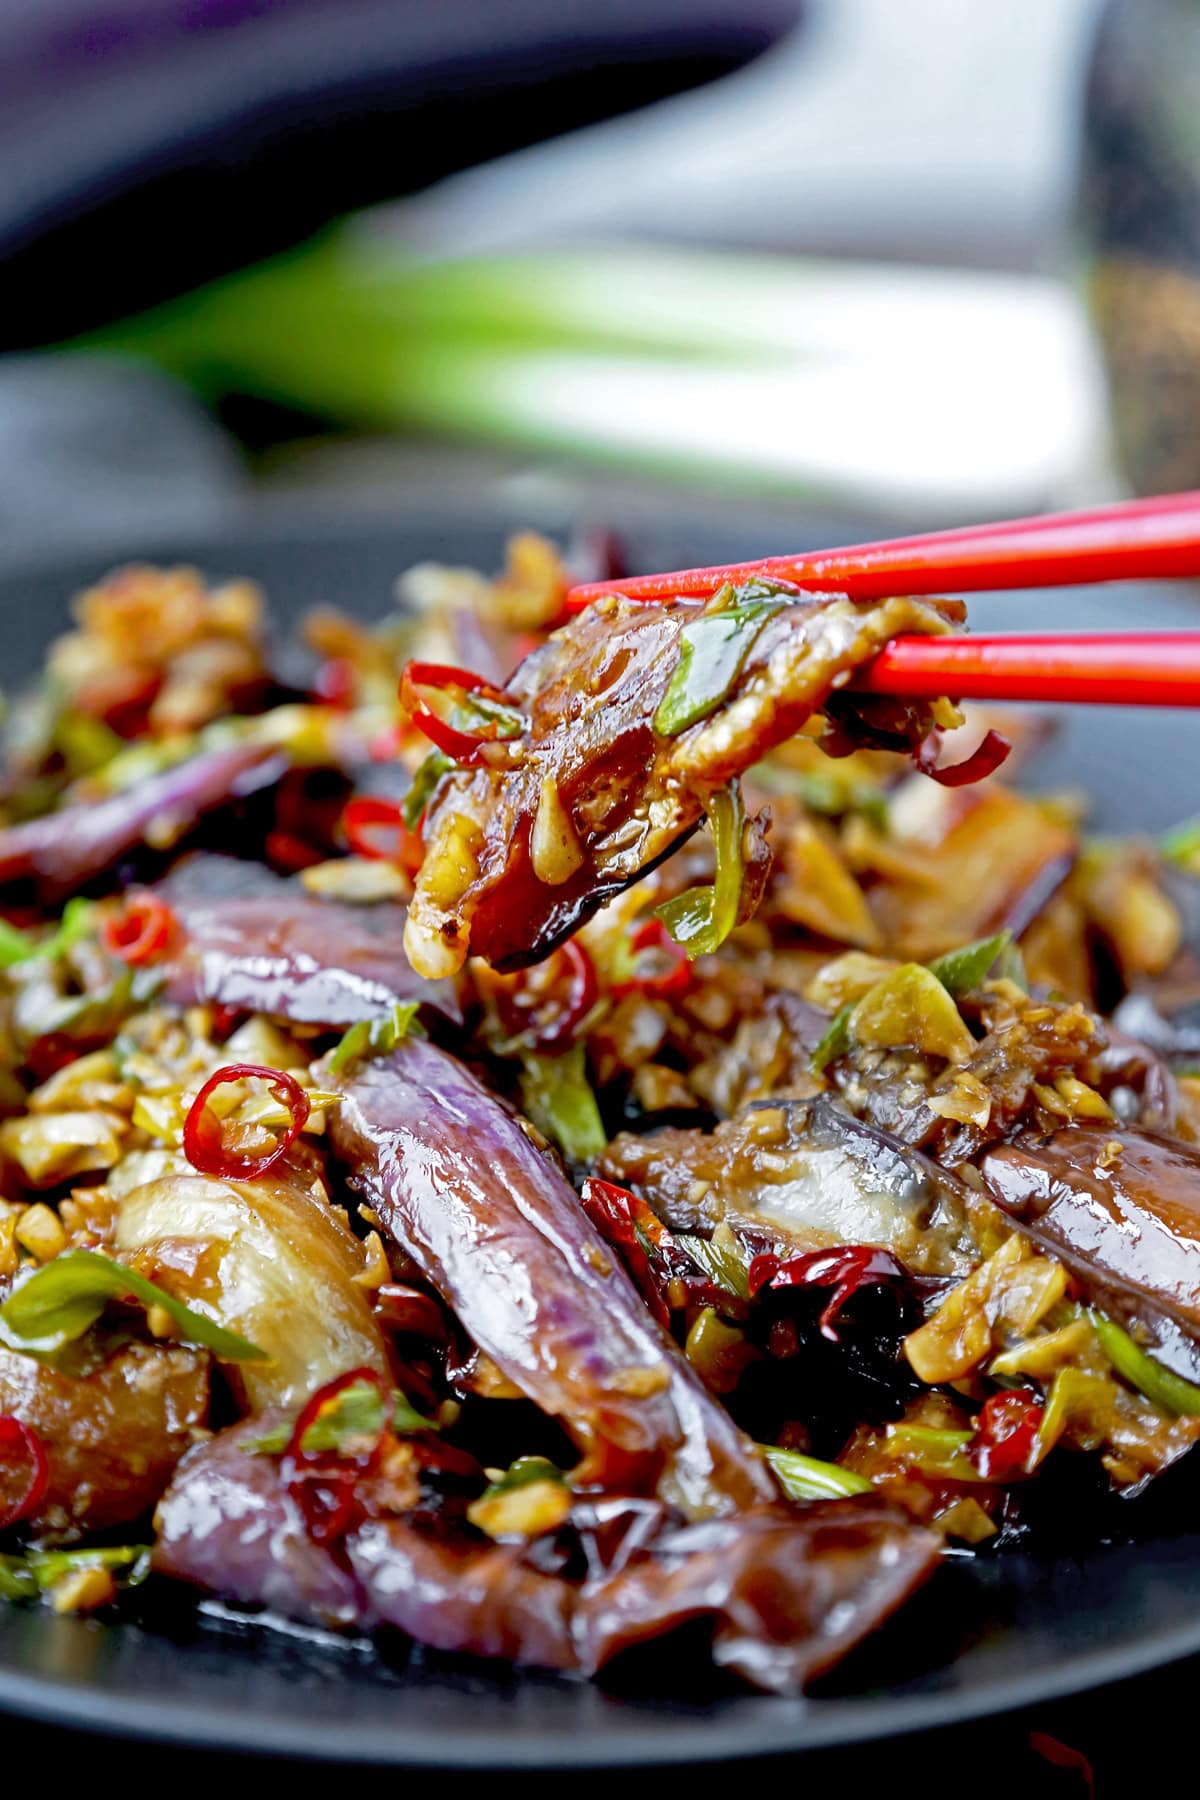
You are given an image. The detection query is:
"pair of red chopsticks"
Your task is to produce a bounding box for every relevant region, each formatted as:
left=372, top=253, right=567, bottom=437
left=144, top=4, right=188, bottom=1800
left=565, top=491, right=1200, bottom=706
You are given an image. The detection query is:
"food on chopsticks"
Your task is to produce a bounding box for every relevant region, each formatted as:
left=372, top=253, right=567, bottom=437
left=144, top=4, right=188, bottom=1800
left=401, top=584, right=971, bottom=977
left=0, top=541, right=1199, bottom=1694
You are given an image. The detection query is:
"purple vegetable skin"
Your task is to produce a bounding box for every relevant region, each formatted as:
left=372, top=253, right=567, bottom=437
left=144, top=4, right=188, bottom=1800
left=982, top=1125, right=1200, bottom=1382
left=0, top=742, right=280, bottom=897
left=155, top=1422, right=939, bottom=1693
left=153, top=1419, right=364, bottom=1630
left=328, top=1038, right=776, bottom=1518
left=157, top=854, right=459, bottom=1028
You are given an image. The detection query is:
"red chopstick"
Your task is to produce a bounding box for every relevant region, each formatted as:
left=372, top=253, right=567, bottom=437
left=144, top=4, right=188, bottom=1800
left=565, top=490, right=1200, bottom=610
left=857, top=632, right=1200, bottom=706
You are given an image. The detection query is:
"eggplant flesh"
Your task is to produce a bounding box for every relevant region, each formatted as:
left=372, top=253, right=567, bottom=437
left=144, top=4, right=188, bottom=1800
left=327, top=1036, right=777, bottom=1519
left=982, top=1126, right=1200, bottom=1382
left=601, top=1095, right=982, bottom=1278
left=158, top=853, right=459, bottom=1028
left=154, top=1416, right=939, bottom=1695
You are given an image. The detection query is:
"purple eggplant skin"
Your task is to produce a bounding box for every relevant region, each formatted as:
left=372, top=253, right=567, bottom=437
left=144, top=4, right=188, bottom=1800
left=154, top=1420, right=939, bottom=1694
left=157, top=854, right=460, bottom=1029
left=0, top=742, right=282, bottom=898
left=152, top=1419, right=364, bottom=1630
left=327, top=1038, right=777, bottom=1520
left=981, top=1126, right=1200, bottom=1381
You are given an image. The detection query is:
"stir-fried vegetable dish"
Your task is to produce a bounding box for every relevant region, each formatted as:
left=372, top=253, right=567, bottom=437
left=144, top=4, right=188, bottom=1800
left=0, top=542, right=1198, bottom=1695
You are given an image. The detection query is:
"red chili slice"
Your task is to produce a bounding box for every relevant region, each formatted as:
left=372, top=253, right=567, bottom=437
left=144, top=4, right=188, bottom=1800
left=496, top=938, right=598, bottom=1052
left=913, top=726, right=1012, bottom=788
left=579, top=1176, right=726, bottom=1327
left=264, top=829, right=327, bottom=873
left=0, top=1416, right=49, bottom=1529
left=101, top=890, right=178, bottom=965
left=284, top=1367, right=389, bottom=1547
left=581, top=1177, right=674, bottom=1327
left=183, top=1062, right=310, bottom=1180
left=342, top=796, right=425, bottom=877
left=398, top=660, right=522, bottom=765
left=612, top=919, right=692, bottom=1000
left=970, top=1388, right=1044, bottom=1480
left=748, top=1244, right=907, bottom=1341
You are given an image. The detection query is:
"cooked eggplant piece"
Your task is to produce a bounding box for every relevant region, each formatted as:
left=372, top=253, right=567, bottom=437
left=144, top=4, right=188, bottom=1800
left=327, top=1037, right=776, bottom=1518
left=0, top=742, right=281, bottom=899
left=157, top=854, right=459, bottom=1028
left=602, top=1095, right=983, bottom=1277
left=155, top=1416, right=939, bottom=1694
left=0, top=1340, right=208, bottom=1537
left=115, top=1156, right=391, bottom=1411
left=405, top=589, right=961, bottom=977
left=982, top=1126, right=1200, bottom=1382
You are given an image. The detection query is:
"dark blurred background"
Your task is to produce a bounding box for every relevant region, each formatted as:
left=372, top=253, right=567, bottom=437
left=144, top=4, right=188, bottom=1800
left=8, top=0, right=1197, bottom=571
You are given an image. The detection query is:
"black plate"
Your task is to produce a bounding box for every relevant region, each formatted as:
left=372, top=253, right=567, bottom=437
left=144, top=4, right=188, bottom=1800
left=1, top=501, right=1198, bottom=1765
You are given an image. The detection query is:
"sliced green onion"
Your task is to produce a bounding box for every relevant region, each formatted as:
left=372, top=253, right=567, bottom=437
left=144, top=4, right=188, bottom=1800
left=654, top=585, right=791, bottom=737
left=679, top=1229, right=751, bottom=1301
left=0, top=1249, right=265, bottom=1363
left=0, top=919, right=36, bottom=968
left=479, top=1455, right=566, bottom=1506
left=1160, top=815, right=1200, bottom=874
left=402, top=749, right=454, bottom=829
left=246, top=1381, right=437, bottom=1455
left=655, top=783, right=746, bottom=960
left=927, top=929, right=1013, bottom=999
left=328, top=1000, right=424, bottom=1076
left=763, top=1444, right=873, bottom=1501
left=0, top=899, right=95, bottom=971
left=518, top=1043, right=607, bottom=1163
left=1088, top=1308, right=1200, bottom=1416
left=884, top=1423, right=982, bottom=1480
left=810, top=1001, right=854, bottom=1075
left=0, top=1545, right=150, bottom=1604
left=994, top=939, right=1029, bottom=991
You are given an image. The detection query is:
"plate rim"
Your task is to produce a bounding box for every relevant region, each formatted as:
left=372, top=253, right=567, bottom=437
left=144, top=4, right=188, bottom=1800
left=4, top=1591, right=1200, bottom=1766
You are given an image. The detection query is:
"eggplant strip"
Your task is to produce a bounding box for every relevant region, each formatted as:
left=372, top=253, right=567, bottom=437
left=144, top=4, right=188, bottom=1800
left=601, top=1094, right=984, bottom=1278
left=327, top=1037, right=776, bottom=1518
left=405, top=591, right=963, bottom=977
left=0, top=742, right=282, bottom=898
left=157, top=854, right=460, bottom=1028
left=155, top=1419, right=940, bottom=1694
left=0, top=1340, right=209, bottom=1536
left=982, top=1126, right=1200, bottom=1383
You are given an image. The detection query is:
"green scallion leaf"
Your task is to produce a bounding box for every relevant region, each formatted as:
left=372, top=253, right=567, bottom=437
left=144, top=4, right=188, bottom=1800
left=883, top=1423, right=982, bottom=1480
left=810, top=1001, right=854, bottom=1075
left=0, top=898, right=95, bottom=971
left=0, top=1249, right=266, bottom=1363
left=479, top=1456, right=566, bottom=1506
left=0, top=1556, right=37, bottom=1602
left=328, top=1000, right=424, bottom=1076
left=1088, top=1308, right=1200, bottom=1416
left=655, top=783, right=746, bottom=960
left=518, top=1042, right=607, bottom=1163
left=402, top=750, right=454, bottom=829
left=1160, top=815, right=1200, bottom=874
left=0, top=1544, right=151, bottom=1605
left=763, top=1444, right=872, bottom=1501
left=246, top=1383, right=438, bottom=1456
left=654, top=585, right=790, bottom=737
left=679, top=1229, right=751, bottom=1300
left=927, top=929, right=1013, bottom=999
left=0, top=919, right=36, bottom=968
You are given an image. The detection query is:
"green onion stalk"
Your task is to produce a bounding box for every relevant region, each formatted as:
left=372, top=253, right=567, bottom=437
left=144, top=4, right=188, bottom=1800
left=67, top=229, right=934, bottom=502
